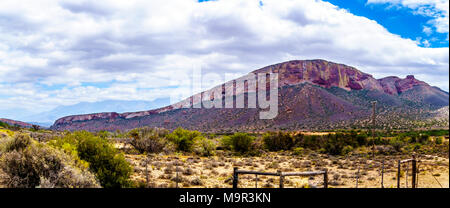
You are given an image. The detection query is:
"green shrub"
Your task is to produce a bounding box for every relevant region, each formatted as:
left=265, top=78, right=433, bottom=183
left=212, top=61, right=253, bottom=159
left=229, top=133, right=255, bottom=153
left=50, top=131, right=133, bottom=188
left=76, top=134, right=133, bottom=188
left=166, top=128, right=201, bottom=152
left=294, top=133, right=361, bottom=155
left=0, top=135, right=99, bottom=188
left=294, top=134, right=321, bottom=150
left=220, top=136, right=233, bottom=150
left=356, top=134, right=368, bottom=146
left=96, top=131, right=111, bottom=139
left=5, top=133, right=31, bottom=152
left=293, top=147, right=304, bottom=156
left=192, top=137, right=216, bottom=156
left=341, top=145, right=353, bottom=155
left=403, top=143, right=422, bottom=153
left=418, top=135, right=430, bottom=144
left=389, top=137, right=405, bottom=152
left=128, top=127, right=170, bottom=154
left=263, top=131, right=295, bottom=151
left=324, top=135, right=345, bottom=155
left=435, top=137, right=443, bottom=145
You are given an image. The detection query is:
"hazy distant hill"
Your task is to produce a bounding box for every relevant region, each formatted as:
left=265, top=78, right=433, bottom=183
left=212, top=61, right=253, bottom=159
left=23, top=99, right=170, bottom=127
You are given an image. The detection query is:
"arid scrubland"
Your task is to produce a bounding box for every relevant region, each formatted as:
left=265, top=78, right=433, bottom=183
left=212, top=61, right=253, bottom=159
left=1, top=122, right=448, bottom=188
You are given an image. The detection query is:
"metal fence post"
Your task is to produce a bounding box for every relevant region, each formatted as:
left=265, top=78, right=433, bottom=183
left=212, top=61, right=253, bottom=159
left=324, top=169, right=328, bottom=188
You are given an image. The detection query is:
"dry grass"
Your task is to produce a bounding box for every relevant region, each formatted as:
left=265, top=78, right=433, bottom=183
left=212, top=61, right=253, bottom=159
left=120, top=141, right=449, bottom=188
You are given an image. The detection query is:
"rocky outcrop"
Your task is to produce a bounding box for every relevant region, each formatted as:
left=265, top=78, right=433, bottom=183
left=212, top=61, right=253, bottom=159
left=254, top=59, right=384, bottom=91
left=378, top=75, right=428, bottom=95
left=53, top=105, right=175, bottom=126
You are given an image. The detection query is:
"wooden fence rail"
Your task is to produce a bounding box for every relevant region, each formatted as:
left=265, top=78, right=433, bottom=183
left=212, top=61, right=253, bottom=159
left=233, top=167, right=328, bottom=188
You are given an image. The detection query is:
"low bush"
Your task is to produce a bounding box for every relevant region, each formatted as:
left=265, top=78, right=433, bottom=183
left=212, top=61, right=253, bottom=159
left=263, top=131, right=295, bottom=151
left=229, top=133, right=255, bottom=153
left=220, top=136, right=233, bottom=150
left=341, top=145, right=353, bottom=155
left=192, top=137, right=216, bottom=156
left=324, top=135, right=346, bottom=155
left=50, top=131, right=133, bottom=188
left=294, top=133, right=362, bottom=155
left=0, top=133, right=100, bottom=188
left=292, top=147, right=304, bottom=156
left=389, top=137, right=405, bottom=152
left=418, top=134, right=430, bottom=144
left=128, top=127, right=170, bottom=154
left=166, top=128, right=202, bottom=152
left=435, top=137, right=443, bottom=145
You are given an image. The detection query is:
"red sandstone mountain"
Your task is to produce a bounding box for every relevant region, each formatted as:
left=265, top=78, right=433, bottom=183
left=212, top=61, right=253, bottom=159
left=51, top=60, right=449, bottom=132
left=0, top=118, right=34, bottom=128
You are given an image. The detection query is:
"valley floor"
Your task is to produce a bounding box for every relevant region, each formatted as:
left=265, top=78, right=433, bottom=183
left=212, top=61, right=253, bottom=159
left=119, top=143, right=449, bottom=188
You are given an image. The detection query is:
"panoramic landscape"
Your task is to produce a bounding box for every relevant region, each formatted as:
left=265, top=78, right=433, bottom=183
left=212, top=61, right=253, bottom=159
left=0, top=0, right=448, bottom=190
left=1, top=59, right=448, bottom=188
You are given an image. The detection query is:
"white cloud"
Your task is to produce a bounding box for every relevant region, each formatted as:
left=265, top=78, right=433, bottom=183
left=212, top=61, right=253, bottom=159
left=0, top=0, right=448, bottom=116
left=367, top=0, right=449, bottom=34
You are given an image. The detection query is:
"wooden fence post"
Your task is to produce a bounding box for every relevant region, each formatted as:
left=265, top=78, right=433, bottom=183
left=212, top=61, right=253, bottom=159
left=233, top=167, right=238, bottom=189
left=324, top=169, right=328, bottom=188
left=397, top=160, right=401, bottom=188
left=416, top=161, right=420, bottom=188
left=412, top=155, right=417, bottom=189
left=255, top=174, right=258, bottom=188
left=278, top=170, right=284, bottom=188
left=371, top=101, right=377, bottom=160
left=405, top=162, right=408, bottom=188
left=381, top=160, right=384, bottom=188
left=145, top=155, right=149, bottom=188
left=175, top=158, right=179, bottom=188
left=356, top=165, right=360, bottom=188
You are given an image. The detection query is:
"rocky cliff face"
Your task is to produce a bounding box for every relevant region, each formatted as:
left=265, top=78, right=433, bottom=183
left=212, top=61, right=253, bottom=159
left=51, top=60, right=449, bottom=131
left=378, top=75, right=429, bottom=95
left=254, top=60, right=383, bottom=91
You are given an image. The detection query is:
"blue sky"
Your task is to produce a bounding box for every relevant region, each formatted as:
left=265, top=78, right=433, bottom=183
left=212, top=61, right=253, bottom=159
left=198, top=0, right=449, bottom=47
left=324, top=0, right=448, bottom=48
left=0, top=0, right=448, bottom=120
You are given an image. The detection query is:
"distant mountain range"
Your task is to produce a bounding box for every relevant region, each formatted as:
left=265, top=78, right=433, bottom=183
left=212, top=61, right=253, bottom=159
left=2, top=99, right=170, bottom=127
left=50, top=59, right=449, bottom=132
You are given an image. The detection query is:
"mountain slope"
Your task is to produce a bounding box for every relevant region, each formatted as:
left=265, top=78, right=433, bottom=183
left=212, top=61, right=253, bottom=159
left=0, top=118, right=34, bottom=128
left=22, top=99, right=170, bottom=126
left=50, top=60, right=449, bottom=132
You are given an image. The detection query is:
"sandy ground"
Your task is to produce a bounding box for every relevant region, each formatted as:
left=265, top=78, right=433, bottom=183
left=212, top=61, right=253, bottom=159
left=0, top=140, right=447, bottom=188
left=122, top=144, right=449, bottom=188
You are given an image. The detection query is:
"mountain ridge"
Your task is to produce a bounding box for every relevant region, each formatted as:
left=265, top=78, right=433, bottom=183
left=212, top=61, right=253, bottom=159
left=50, top=59, right=449, bottom=132
left=0, top=118, right=35, bottom=128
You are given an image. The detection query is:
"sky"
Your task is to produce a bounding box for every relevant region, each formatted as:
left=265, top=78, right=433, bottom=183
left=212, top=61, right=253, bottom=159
left=0, top=0, right=448, bottom=118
